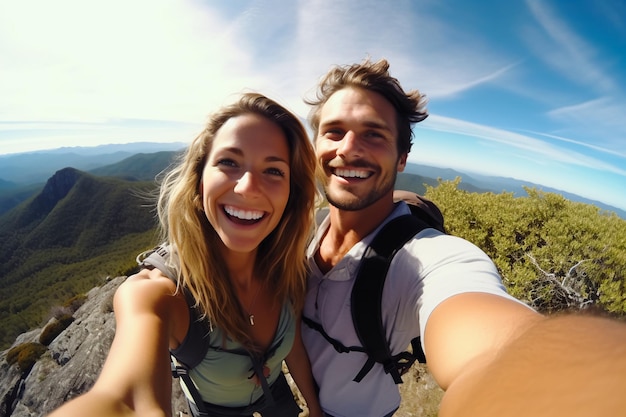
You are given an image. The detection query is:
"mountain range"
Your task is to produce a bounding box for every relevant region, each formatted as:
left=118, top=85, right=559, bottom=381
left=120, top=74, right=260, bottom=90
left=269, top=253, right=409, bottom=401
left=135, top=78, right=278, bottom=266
left=1, top=142, right=624, bottom=218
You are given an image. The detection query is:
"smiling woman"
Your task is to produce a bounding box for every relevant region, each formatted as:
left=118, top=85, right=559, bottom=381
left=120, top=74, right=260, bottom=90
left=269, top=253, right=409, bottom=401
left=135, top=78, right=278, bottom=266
left=200, top=112, right=291, bottom=254
left=47, top=93, right=323, bottom=417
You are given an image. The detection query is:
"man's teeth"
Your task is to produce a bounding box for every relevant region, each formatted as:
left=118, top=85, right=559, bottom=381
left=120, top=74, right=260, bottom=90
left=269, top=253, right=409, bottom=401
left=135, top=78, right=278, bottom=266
left=224, top=206, right=264, bottom=220
left=335, top=168, right=369, bottom=179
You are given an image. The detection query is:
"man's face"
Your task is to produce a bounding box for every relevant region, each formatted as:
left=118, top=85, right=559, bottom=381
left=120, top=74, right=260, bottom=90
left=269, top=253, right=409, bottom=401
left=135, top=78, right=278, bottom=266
left=315, top=87, right=407, bottom=210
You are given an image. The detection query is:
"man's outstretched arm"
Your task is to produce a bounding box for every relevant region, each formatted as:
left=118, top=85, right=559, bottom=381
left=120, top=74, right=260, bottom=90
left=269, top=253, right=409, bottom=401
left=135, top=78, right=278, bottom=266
left=426, top=293, right=626, bottom=417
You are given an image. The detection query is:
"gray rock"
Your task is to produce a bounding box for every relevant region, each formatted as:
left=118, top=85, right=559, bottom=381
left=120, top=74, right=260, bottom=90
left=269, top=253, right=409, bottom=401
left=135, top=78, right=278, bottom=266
left=0, top=276, right=188, bottom=417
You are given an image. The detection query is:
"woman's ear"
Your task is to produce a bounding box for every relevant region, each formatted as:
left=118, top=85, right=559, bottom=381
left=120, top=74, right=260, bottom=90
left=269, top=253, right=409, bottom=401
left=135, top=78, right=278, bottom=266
left=195, top=182, right=204, bottom=210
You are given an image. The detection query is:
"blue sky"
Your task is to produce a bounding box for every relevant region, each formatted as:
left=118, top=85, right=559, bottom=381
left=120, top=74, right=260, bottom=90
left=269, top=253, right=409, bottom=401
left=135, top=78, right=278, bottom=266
left=1, top=0, right=625, bottom=210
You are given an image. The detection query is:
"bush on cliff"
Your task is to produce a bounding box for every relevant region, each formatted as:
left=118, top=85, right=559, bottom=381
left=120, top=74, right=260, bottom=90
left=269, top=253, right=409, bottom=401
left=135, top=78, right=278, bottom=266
left=39, top=314, right=75, bottom=346
left=6, top=342, right=47, bottom=373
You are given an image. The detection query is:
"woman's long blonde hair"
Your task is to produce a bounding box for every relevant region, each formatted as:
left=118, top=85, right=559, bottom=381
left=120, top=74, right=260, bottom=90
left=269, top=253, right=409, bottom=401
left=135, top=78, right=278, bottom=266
left=156, top=93, right=317, bottom=351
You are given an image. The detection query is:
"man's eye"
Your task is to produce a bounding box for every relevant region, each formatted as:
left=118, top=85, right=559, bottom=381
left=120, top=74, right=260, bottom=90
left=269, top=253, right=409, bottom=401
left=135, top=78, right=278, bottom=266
left=365, top=130, right=384, bottom=138
left=323, top=129, right=344, bottom=139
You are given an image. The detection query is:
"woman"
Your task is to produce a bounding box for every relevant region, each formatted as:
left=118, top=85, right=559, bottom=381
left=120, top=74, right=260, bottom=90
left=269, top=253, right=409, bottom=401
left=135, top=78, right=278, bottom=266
left=49, top=93, right=323, bottom=417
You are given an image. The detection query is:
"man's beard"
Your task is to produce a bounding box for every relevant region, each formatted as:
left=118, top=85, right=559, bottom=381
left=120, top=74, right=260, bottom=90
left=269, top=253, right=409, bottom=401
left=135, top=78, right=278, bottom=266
left=324, top=170, right=398, bottom=211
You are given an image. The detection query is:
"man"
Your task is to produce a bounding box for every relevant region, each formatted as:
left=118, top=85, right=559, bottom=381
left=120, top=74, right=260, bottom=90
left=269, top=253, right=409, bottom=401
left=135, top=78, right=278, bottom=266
left=301, top=58, right=626, bottom=417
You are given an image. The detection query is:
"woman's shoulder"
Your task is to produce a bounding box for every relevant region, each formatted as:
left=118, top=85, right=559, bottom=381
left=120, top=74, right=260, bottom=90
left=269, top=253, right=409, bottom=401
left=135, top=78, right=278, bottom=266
left=115, top=268, right=183, bottom=314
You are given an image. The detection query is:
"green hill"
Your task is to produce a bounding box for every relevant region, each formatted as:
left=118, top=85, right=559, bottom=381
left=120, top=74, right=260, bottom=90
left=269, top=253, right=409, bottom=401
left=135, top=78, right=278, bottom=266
left=0, top=168, right=160, bottom=349
left=89, top=151, right=180, bottom=181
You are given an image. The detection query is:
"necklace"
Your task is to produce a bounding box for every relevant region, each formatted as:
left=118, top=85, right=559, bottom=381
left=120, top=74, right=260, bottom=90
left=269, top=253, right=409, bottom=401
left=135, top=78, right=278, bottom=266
left=246, top=284, right=262, bottom=326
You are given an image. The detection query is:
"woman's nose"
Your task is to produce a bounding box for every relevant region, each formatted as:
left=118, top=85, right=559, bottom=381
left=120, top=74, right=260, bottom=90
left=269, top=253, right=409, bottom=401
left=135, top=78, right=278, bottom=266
left=234, top=171, right=261, bottom=197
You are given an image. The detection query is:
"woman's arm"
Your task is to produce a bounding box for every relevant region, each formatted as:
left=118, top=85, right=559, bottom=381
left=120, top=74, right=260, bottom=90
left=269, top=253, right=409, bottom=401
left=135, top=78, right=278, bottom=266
left=285, top=319, right=324, bottom=417
left=48, top=269, right=188, bottom=417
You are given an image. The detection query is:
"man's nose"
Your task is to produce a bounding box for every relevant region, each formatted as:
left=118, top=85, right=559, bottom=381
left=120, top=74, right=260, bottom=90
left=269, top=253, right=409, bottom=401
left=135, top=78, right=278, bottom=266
left=337, top=131, right=362, bottom=158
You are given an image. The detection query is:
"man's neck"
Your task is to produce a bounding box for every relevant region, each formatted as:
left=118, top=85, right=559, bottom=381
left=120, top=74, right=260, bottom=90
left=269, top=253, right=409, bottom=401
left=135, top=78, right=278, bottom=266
left=315, top=196, right=396, bottom=273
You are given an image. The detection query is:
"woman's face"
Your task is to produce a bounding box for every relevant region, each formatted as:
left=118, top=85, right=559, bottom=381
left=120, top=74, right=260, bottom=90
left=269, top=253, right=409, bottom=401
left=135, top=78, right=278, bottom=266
left=200, top=113, right=291, bottom=254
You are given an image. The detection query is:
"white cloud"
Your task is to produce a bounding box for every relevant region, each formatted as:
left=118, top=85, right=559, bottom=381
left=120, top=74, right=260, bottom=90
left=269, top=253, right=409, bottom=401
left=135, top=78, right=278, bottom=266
left=0, top=0, right=267, bottom=123
left=0, top=0, right=528, bottom=125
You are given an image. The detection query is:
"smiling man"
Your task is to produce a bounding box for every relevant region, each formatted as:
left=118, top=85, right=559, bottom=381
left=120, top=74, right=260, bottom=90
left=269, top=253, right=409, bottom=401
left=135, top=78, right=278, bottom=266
left=300, top=58, right=626, bottom=417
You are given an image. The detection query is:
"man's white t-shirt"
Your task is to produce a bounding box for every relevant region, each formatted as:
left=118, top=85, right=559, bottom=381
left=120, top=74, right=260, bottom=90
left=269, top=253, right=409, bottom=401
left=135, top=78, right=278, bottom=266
left=302, top=202, right=521, bottom=417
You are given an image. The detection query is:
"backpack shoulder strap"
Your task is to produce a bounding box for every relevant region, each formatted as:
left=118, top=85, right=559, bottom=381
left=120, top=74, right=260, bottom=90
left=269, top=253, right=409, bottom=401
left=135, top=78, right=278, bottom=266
left=351, top=214, right=427, bottom=383
left=393, top=189, right=446, bottom=233
left=137, top=245, right=178, bottom=281
left=138, top=245, right=213, bottom=368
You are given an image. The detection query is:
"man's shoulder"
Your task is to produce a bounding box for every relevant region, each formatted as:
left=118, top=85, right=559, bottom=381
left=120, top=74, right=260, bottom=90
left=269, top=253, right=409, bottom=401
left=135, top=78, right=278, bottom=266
left=391, top=230, right=492, bottom=279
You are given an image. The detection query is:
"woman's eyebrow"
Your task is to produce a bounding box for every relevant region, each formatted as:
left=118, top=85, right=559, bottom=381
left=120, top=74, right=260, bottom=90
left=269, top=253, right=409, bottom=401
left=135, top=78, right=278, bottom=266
left=219, top=147, right=288, bottom=164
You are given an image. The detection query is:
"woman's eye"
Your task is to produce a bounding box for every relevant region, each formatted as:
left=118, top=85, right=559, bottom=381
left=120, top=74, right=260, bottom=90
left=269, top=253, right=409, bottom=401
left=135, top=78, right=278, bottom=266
left=216, top=158, right=237, bottom=167
left=266, top=167, right=286, bottom=177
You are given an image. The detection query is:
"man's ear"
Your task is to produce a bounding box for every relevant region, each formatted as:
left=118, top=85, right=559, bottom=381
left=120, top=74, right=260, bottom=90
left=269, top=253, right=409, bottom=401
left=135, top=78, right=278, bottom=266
left=397, top=153, right=408, bottom=173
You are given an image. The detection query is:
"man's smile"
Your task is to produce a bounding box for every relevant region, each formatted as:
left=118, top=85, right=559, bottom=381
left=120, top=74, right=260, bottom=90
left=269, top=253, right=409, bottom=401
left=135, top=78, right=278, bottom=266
left=333, top=168, right=372, bottom=179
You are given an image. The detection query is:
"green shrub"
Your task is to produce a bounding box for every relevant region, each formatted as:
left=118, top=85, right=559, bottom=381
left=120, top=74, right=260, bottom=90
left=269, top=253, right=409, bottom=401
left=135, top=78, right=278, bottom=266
left=39, top=314, right=74, bottom=346
left=63, top=293, right=87, bottom=312
left=6, top=342, right=47, bottom=373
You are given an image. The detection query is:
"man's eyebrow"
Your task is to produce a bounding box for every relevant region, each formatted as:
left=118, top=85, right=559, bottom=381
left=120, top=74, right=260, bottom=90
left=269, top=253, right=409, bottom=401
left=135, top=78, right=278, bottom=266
left=318, top=119, right=342, bottom=128
left=362, top=120, right=392, bottom=132
left=320, top=119, right=392, bottom=132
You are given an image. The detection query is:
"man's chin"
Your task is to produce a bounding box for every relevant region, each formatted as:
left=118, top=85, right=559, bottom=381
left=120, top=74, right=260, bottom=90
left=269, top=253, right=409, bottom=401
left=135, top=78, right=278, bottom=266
left=325, top=191, right=367, bottom=211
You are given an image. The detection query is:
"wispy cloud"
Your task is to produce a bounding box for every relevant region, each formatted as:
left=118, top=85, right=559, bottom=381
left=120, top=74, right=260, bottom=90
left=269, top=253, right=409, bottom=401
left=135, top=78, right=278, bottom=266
left=526, top=128, right=626, bottom=158
left=290, top=0, right=517, bottom=101
left=424, top=115, right=626, bottom=176
left=521, top=0, right=626, bottom=153
left=525, top=0, right=617, bottom=93
left=547, top=97, right=626, bottom=153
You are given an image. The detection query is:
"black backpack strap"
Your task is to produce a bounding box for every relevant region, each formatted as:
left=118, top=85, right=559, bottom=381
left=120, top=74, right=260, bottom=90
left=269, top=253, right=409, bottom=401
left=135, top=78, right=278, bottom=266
left=411, top=336, right=426, bottom=364
left=393, top=190, right=446, bottom=233
left=351, top=214, right=426, bottom=383
left=171, top=357, right=210, bottom=416
left=301, top=316, right=366, bottom=355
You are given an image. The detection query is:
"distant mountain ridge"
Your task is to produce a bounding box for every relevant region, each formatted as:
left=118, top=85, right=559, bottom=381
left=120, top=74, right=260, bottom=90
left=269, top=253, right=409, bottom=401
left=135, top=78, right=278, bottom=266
left=1, top=143, right=624, bottom=220
left=0, top=142, right=186, bottom=185
left=403, top=163, right=626, bottom=219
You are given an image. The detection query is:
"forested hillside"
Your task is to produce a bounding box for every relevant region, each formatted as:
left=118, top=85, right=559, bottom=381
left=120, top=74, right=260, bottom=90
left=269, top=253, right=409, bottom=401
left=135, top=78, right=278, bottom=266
left=0, top=168, right=160, bottom=350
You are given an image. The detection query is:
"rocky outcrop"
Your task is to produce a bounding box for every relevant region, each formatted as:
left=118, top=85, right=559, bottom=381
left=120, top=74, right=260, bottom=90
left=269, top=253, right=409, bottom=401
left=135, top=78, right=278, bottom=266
left=0, top=275, right=443, bottom=417
left=0, top=276, right=188, bottom=417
